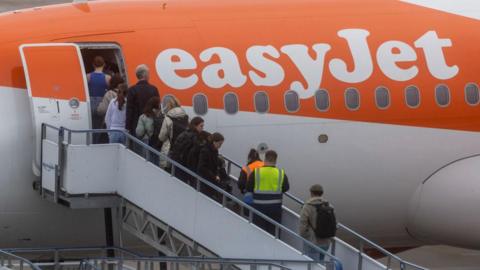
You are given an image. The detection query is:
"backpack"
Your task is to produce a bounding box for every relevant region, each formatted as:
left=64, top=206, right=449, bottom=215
left=170, top=130, right=195, bottom=164
left=168, top=115, right=189, bottom=145
left=186, top=140, right=205, bottom=171
left=311, top=202, right=337, bottom=238
left=148, top=114, right=165, bottom=149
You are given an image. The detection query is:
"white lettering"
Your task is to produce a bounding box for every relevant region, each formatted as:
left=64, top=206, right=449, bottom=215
left=414, top=31, right=459, bottom=80
left=155, top=29, right=459, bottom=93
left=246, top=45, right=285, bottom=87
left=329, top=29, right=373, bottom=83
left=199, top=47, right=247, bottom=88
left=156, top=49, right=198, bottom=90
left=377, top=41, right=418, bottom=81
left=280, top=44, right=331, bottom=99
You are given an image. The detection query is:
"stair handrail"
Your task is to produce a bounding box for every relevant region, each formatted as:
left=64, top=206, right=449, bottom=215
left=4, top=246, right=142, bottom=258
left=221, top=155, right=428, bottom=270
left=78, top=256, right=321, bottom=270
left=40, top=123, right=341, bottom=267
left=0, top=249, right=43, bottom=270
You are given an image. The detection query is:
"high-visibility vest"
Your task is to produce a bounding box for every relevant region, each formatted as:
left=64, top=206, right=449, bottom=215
left=242, top=161, right=264, bottom=177
left=253, top=167, right=285, bottom=205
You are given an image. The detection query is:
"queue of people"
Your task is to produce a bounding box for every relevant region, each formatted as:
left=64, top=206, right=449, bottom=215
left=88, top=56, right=336, bottom=263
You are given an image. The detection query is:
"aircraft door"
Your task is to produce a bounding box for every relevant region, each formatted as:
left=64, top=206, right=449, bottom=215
left=20, top=43, right=91, bottom=176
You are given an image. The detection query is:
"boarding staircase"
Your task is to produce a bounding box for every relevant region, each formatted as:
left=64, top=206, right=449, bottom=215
left=36, top=124, right=428, bottom=270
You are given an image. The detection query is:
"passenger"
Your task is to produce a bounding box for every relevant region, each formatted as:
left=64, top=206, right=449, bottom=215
left=158, top=97, right=188, bottom=169
left=87, top=56, right=112, bottom=143
left=169, top=117, right=205, bottom=180
left=105, top=83, right=128, bottom=144
left=238, top=149, right=264, bottom=205
left=197, top=132, right=225, bottom=200
left=135, top=97, right=162, bottom=162
left=246, top=150, right=289, bottom=235
left=126, top=64, right=159, bottom=136
left=185, top=131, right=210, bottom=173
left=299, top=184, right=335, bottom=262
left=97, top=74, right=125, bottom=117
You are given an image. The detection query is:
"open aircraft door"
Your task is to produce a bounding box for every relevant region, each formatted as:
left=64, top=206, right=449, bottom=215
left=20, top=43, right=91, bottom=176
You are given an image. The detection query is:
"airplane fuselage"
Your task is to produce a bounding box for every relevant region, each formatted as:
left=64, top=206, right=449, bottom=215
left=0, top=0, right=479, bottom=249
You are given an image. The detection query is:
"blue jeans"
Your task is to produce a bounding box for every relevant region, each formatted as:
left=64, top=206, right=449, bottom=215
left=304, top=243, right=330, bottom=262
left=109, top=132, right=126, bottom=144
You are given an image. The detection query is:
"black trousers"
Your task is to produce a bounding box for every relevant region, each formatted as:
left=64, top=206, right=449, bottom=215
left=252, top=203, right=282, bottom=236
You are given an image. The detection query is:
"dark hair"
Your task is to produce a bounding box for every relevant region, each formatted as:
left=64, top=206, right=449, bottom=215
left=264, top=150, right=278, bottom=163
left=93, top=56, right=105, bottom=68
left=116, top=83, right=128, bottom=110
left=189, top=116, right=204, bottom=131
left=210, top=132, right=224, bottom=143
left=247, top=149, right=261, bottom=164
left=109, top=74, right=124, bottom=91
left=198, top=131, right=211, bottom=143
left=143, top=97, right=160, bottom=117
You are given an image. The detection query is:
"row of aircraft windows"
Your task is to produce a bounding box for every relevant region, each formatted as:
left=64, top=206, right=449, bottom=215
left=164, top=83, right=480, bottom=116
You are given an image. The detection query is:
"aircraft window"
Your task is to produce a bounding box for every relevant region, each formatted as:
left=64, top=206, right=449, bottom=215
left=345, top=88, right=360, bottom=110
left=375, top=86, right=390, bottom=109
left=224, top=92, right=239, bottom=115
left=254, top=91, right=269, bottom=113
left=315, top=89, right=330, bottom=111
left=193, top=94, right=208, bottom=115
left=284, top=91, right=300, bottom=113
left=405, top=86, right=420, bottom=108
left=465, top=83, right=480, bottom=106
left=161, top=95, right=175, bottom=110
left=435, top=84, right=450, bottom=107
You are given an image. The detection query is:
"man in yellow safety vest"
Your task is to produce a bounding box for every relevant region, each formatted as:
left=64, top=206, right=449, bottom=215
left=246, top=150, right=289, bottom=235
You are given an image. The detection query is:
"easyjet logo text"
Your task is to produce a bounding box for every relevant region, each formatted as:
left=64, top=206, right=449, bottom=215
left=155, top=29, right=459, bottom=99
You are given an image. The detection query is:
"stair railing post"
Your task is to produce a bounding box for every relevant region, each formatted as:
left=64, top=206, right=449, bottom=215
left=86, top=131, right=91, bottom=146
left=117, top=258, right=123, bottom=270
left=274, top=225, right=280, bottom=239
left=54, top=250, right=59, bottom=270
left=358, top=240, right=364, bottom=270
left=146, top=150, right=151, bottom=162
left=125, top=135, right=130, bottom=149
left=331, top=239, right=336, bottom=256
left=227, top=160, right=232, bottom=176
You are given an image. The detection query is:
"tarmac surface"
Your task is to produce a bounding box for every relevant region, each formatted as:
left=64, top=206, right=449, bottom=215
left=2, top=1, right=480, bottom=269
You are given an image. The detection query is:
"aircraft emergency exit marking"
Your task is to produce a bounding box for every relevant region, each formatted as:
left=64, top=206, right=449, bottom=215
left=156, top=29, right=459, bottom=99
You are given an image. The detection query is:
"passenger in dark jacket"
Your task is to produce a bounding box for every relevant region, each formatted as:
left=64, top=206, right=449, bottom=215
left=197, top=132, right=225, bottom=200
left=186, top=131, right=210, bottom=173
left=169, top=117, right=205, bottom=182
left=126, top=64, right=159, bottom=135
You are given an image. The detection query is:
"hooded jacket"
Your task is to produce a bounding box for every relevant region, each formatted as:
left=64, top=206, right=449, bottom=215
left=158, top=107, right=188, bottom=143
left=299, top=196, right=333, bottom=246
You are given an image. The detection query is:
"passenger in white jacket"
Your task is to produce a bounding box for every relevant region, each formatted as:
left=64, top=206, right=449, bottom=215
left=105, top=84, right=128, bottom=144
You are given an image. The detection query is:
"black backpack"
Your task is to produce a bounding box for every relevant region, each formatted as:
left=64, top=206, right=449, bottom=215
left=186, top=140, right=205, bottom=171
left=311, top=202, right=337, bottom=238
left=168, top=115, right=189, bottom=145
left=169, top=130, right=195, bottom=164
left=149, top=114, right=165, bottom=149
